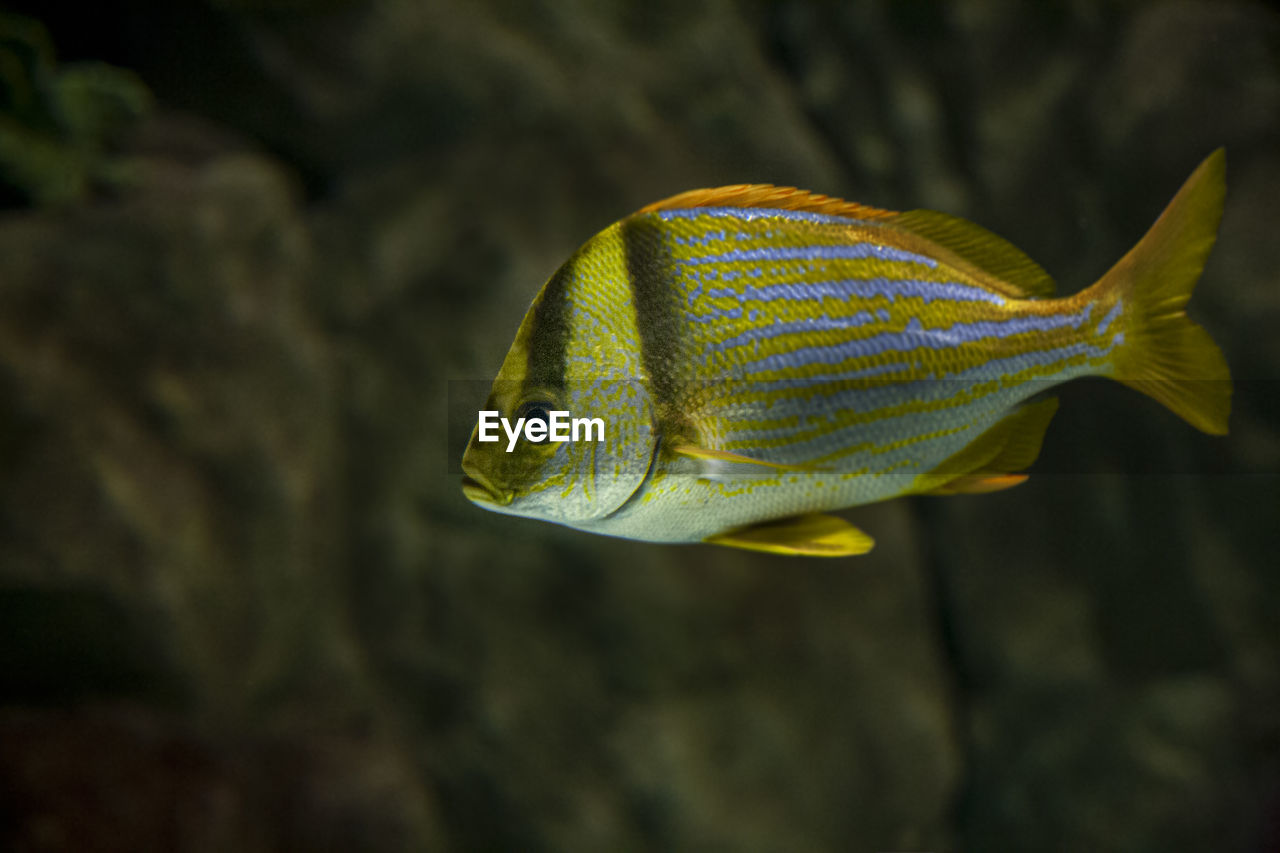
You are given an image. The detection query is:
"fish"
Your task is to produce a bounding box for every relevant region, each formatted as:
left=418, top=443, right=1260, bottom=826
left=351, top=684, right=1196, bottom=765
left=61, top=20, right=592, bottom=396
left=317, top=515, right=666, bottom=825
left=460, top=150, right=1231, bottom=557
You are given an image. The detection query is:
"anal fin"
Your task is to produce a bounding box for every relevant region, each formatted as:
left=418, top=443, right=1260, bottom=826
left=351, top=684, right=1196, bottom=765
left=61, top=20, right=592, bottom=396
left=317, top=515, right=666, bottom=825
left=705, top=513, right=874, bottom=557
left=927, top=473, right=1029, bottom=495
left=917, top=397, right=1058, bottom=496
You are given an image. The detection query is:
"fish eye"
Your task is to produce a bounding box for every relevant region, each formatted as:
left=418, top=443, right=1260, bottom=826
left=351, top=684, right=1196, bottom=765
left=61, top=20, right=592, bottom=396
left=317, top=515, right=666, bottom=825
left=516, top=400, right=554, bottom=443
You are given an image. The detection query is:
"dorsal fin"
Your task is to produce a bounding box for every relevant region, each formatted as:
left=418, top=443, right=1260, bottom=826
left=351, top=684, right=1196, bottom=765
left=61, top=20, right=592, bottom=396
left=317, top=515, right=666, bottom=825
left=888, top=209, right=1057, bottom=298
left=638, top=184, right=1056, bottom=299
left=637, top=183, right=898, bottom=222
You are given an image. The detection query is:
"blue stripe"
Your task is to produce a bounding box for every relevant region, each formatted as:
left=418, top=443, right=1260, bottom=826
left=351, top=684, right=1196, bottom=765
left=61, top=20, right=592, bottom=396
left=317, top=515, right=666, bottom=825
left=698, top=276, right=1006, bottom=307
left=657, top=206, right=874, bottom=227
left=688, top=305, right=744, bottom=323
left=738, top=305, right=1094, bottom=373
left=673, top=228, right=728, bottom=247
left=716, top=378, right=985, bottom=463
left=1097, top=299, right=1122, bottom=334
left=944, top=336, right=1115, bottom=383
left=681, top=244, right=936, bottom=267
left=708, top=312, right=878, bottom=352
left=713, top=337, right=1120, bottom=462
left=736, top=332, right=1119, bottom=398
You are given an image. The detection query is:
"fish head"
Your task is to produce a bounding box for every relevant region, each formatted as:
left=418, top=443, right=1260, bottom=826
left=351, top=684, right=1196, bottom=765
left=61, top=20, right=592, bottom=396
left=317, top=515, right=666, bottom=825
left=461, top=226, right=657, bottom=526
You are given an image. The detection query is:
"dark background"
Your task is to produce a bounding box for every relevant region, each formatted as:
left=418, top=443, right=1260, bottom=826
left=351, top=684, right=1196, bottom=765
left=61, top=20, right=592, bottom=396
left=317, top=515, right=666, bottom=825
left=1, top=1, right=1277, bottom=850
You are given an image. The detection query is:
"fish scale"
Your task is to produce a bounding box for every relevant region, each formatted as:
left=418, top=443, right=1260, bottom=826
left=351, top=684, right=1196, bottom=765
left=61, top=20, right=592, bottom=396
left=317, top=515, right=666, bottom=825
left=637, top=211, right=1115, bottom=475
left=461, top=151, right=1231, bottom=556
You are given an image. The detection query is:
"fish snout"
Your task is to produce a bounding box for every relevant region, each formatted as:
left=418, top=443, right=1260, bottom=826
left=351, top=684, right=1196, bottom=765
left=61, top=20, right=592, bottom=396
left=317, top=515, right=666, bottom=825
left=461, top=459, right=513, bottom=506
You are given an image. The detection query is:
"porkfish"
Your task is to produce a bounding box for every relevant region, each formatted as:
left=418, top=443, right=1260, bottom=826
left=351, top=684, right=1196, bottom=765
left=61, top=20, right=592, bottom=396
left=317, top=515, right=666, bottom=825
left=461, top=151, right=1231, bottom=556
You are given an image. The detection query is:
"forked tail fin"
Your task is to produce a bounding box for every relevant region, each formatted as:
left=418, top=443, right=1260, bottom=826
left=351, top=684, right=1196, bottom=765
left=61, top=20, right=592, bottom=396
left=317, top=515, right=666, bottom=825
left=1090, top=149, right=1231, bottom=435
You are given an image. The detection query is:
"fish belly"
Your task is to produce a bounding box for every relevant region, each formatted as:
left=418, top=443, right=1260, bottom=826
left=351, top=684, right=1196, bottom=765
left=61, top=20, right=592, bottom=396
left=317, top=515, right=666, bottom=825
left=587, top=381, right=1024, bottom=543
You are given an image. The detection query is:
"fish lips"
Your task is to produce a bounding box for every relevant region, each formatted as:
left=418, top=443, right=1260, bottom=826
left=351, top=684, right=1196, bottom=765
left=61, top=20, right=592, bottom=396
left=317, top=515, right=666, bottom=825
left=460, top=462, right=513, bottom=506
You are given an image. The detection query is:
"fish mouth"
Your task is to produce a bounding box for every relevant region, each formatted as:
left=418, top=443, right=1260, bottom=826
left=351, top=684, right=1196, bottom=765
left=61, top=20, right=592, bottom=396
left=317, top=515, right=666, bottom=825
left=461, top=463, right=512, bottom=506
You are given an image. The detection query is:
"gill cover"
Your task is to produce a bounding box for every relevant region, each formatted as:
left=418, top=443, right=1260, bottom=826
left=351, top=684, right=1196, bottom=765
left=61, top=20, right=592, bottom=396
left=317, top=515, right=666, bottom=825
left=463, top=224, right=657, bottom=524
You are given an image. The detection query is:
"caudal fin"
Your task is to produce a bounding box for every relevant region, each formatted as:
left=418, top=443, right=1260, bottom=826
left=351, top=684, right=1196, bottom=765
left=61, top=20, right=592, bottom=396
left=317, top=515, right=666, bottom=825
left=1092, top=149, right=1231, bottom=435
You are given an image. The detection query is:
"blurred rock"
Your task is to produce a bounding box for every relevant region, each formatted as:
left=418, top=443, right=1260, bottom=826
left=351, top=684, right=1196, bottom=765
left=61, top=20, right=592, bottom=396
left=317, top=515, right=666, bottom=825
left=0, top=124, right=350, bottom=717
left=963, top=677, right=1247, bottom=852
left=0, top=118, right=440, bottom=848
left=0, top=705, right=434, bottom=853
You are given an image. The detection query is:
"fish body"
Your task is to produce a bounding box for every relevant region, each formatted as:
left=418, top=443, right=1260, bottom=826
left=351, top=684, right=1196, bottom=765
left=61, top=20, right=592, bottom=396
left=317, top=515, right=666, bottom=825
left=461, top=152, right=1231, bottom=556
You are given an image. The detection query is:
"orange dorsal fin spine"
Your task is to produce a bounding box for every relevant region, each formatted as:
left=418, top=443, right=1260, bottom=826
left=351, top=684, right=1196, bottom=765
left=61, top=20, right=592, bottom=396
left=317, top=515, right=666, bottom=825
left=636, top=183, right=899, bottom=221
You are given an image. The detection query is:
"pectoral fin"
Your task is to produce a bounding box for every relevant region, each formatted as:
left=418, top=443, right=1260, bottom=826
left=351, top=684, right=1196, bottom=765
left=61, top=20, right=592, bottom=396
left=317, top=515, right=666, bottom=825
left=705, top=513, right=875, bottom=557
left=669, top=441, right=817, bottom=471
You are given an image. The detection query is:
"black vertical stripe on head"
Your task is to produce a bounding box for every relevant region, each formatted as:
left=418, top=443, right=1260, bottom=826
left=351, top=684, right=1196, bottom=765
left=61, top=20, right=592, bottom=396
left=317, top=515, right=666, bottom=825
left=621, top=217, right=684, bottom=417
left=524, top=261, right=573, bottom=398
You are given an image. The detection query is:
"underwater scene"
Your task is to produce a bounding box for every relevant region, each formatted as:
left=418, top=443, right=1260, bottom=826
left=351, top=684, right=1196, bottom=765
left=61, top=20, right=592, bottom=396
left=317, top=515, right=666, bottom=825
left=1, top=1, right=1277, bottom=850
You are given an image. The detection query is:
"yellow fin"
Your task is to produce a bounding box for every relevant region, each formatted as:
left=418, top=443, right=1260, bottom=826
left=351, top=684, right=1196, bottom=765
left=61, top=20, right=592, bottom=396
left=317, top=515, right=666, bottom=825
left=889, top=208, right=1057, bottom=298
left=1091, top=148, right=1231, bottom=435
left=705, top=513, right=875, bottom=557
left=637, top=183, right=897, bottom=222
left=669, top=440, right=817, bottom=471
left=918, top=397, right=1059, bottom=495
left=928, top=473, right=1029, bottom=496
